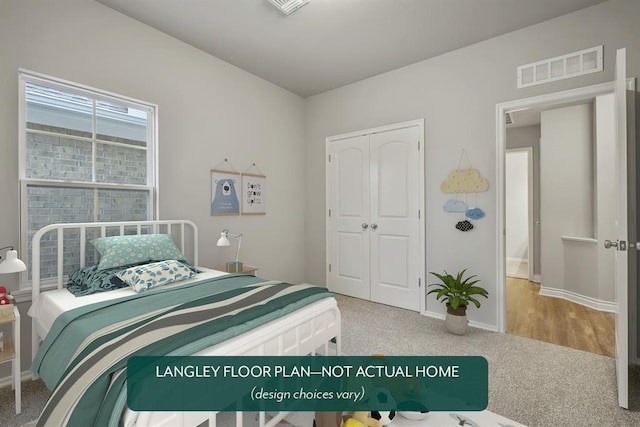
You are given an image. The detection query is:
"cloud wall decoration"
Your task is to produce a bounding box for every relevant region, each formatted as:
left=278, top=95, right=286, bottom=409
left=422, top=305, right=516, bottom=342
left=440, top=168, right=489, bottom=193
left=455, top=220, right=474, bottom=232
left=466, top=207, right=485, bottom=220
left=443, top=199, right=468, bottom=213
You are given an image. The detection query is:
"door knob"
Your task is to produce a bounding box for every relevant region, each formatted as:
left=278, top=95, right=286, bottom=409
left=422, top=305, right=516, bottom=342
left=604, top=240, right=618, bottom=249
left=362, top=223, right=369, bottom=230
left=370, top=223, right=378, bottom=230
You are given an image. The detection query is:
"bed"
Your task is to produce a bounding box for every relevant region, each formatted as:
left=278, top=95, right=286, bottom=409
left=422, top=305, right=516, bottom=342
left=28, top=220, right=341, bottom=427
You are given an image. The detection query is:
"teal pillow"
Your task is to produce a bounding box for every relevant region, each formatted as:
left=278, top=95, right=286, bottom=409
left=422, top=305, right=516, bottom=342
left=91, top=234, right=186, bottom=270
left=116, top=259, right=197, bottom=293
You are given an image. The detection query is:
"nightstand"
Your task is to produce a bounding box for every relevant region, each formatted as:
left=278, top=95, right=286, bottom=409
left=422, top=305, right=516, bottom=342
left=0, top=304, right=20, bottom=414
left=215, top=264, right=258, bottom=276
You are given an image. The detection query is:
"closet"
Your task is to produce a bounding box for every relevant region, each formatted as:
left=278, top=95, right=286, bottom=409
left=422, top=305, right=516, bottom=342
left=326, top=120, right=424, bottom=311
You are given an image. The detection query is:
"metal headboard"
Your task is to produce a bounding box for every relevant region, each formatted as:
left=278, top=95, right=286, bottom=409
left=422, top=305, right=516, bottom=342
left=30, top=220, right=199, bottom=302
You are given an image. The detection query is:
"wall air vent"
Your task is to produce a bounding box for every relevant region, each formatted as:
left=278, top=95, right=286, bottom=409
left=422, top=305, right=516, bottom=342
left=267, top=0, right=310, bottom=15
left=517, top=46, right=603, bottom=88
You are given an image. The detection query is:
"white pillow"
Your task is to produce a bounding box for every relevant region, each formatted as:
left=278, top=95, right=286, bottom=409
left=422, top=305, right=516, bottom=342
left=116, top=260, right=196, bottom=293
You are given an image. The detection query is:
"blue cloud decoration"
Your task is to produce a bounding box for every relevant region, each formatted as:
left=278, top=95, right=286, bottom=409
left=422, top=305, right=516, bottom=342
left=466, top=207, right=485, bottom=220
left=443, top=199, right=468, bottom=213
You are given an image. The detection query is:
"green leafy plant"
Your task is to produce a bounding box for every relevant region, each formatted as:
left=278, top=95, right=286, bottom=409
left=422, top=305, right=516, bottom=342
left=428, top=269, right=489, bottom=311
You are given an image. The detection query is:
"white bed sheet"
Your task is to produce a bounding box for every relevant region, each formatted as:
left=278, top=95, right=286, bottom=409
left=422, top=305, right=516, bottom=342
left=28, top=267, right=229, bottom=339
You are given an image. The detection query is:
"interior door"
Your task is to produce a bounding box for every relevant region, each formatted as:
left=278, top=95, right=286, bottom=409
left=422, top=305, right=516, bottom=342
left=612, top=47, right=632, bottom=409
left=369, top=126, right=421, bottom=311
left=328, top=135, right=371, bottom=300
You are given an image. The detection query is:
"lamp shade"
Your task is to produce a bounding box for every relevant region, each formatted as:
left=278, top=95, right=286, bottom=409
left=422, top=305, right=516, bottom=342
left=0, top=249, right=27, bottom=274
left=217, top=232, right=230, bottom=247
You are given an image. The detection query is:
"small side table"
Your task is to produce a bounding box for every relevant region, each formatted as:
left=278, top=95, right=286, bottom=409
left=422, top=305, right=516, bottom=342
left=0, top=304, right=20, bottom=414
left=215, top=264, right=258, bottom=276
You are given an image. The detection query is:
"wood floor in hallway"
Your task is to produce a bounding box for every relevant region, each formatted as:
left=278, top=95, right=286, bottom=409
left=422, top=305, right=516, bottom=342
left=506, top=277, right=615, bottom=357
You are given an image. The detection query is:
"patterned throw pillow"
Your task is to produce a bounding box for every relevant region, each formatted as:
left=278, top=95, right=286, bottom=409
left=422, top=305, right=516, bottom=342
left=91, top=234, right=186, bottom=270
left=116, top=259, right=197, bottom=293
left=66, top=264, right=128, bottom=297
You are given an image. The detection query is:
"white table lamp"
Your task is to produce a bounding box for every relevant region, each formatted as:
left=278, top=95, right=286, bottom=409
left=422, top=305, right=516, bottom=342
left=0, top=246, right=27, bottom=274
left=216, top=230, right=243, bottom=272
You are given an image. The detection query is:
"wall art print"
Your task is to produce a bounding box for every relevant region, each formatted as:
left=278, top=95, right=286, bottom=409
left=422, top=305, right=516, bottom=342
left=211, top=169, right=241, bottom=216
left=241, top=173, right=267, bottom=215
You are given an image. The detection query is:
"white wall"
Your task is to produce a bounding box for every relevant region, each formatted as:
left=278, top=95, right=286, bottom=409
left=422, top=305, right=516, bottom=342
left=540, top=103, right=596, bottom=295
left=505, top=151, right=529, bottom=262
left=1, top=0, right=308, bottom=284
left=304, top=0, right=640, bottom=329
left=0, top=0, right=305, bottom=372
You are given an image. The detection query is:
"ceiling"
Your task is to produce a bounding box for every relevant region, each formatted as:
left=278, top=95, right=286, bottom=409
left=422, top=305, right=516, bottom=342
left=95, top=0, right=609, bottom=98
left=507, top=98, right=596, bottom=129
left=507, top=108, right=542, bottom=129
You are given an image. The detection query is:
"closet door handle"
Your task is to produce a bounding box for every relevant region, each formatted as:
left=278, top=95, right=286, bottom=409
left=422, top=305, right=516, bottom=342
left=370, top=223, right=378, bottom=230
left=362, top=223, right=369, bottom=230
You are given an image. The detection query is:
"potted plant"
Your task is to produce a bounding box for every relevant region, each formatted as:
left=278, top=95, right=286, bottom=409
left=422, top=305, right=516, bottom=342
left=428, top=269, right=488, bottom=335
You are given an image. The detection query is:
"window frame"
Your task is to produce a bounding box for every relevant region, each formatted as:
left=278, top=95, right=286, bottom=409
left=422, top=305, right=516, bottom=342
left=17, top=69, right=159, bottom=288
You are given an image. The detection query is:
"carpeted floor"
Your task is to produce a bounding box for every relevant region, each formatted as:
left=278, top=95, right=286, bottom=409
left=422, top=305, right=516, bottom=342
left=0, top=378, right=48, bottom=427
left=2, top=294, right=640, bottom=427
left=336, top=294, right=640, bottom=427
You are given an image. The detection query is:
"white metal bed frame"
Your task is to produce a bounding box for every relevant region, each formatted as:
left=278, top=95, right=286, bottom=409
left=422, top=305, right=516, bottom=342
left=30, top=219, right=199, bottom=361
left=30, top=220, right=341, bottom=427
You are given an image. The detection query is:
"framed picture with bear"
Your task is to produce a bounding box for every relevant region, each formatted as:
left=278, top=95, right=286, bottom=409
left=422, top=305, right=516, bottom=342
left=211, top=169, right=241, bottom=215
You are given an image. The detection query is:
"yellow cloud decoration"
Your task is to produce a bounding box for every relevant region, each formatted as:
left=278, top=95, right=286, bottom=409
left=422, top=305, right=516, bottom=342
left=441, top=168, right=489, bottom=193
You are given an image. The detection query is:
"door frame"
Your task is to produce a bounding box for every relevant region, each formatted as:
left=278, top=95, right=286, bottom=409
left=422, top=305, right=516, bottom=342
left=495, top=81, right=623, bottom=333
left=326, top=119, right=426, bottom=313
left=505, top=147, right=534, bottom=281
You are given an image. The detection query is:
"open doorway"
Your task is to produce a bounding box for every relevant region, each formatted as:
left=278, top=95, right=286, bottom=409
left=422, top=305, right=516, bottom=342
left=506, top=147, right=534, bottom=281
left=498, top=85, right=617, bottom=358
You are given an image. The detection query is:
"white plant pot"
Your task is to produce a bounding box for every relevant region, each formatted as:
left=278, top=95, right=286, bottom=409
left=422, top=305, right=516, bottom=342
left=445, top=312, right=468, bottom=335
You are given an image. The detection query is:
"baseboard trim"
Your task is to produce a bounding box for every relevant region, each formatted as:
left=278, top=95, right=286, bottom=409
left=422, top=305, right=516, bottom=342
left=423, top=311, right=499, bottom=332
left=424, top=310, right=445, bottom=320
left=532, top=274, right=541, bottom=283
left=469, top=319, right=499, bottom=332
left=506, top=257, right=527, bottom=263
left=0, top=370, right=33, bottom=388
left=538, top=286, right=616, bottom=312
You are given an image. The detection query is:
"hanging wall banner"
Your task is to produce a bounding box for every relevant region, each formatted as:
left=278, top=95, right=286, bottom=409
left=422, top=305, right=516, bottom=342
left=211, top=170, right=241, bottom=215
left=242, top=173, right=267, bottom=215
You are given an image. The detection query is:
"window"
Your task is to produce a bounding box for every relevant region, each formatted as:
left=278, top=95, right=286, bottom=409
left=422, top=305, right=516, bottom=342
left=18, top=70, right=157, bottom=285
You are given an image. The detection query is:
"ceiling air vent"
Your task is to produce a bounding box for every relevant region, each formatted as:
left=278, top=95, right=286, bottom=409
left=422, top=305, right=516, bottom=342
left=517, top=46, right=603, bottom=88
left=267, top=0, right=310, bottom=15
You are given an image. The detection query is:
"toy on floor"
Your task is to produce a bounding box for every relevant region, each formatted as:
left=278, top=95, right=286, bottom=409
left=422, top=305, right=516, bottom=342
left=343, top=412, right=383, bottom=427
left=399, top=410, right=429, bottom=420
left=314, top=355, right=400, bottom=427
left=370, top=411, right=396, bottom=425
left=314, top=411, right=383, bottom=427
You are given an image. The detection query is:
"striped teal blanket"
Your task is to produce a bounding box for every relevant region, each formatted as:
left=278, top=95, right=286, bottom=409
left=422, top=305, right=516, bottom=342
left=31, top=274, right=334, bottom=427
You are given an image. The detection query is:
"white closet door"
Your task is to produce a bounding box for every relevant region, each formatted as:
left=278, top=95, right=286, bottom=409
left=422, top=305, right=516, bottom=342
left=369, top=126, right=421, bottom=310
left=328, top=135, right=371, bottom=300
